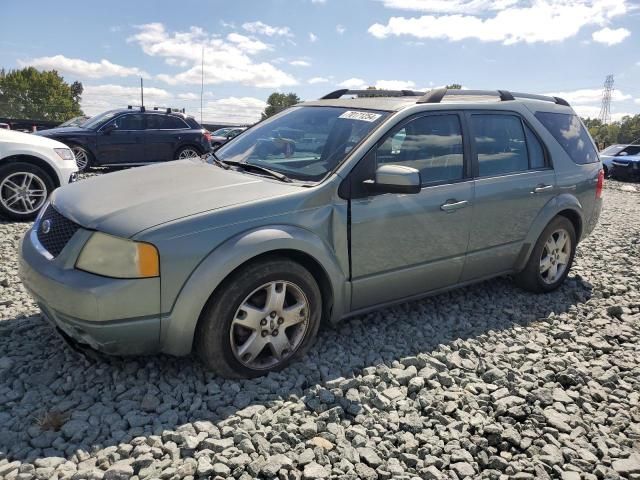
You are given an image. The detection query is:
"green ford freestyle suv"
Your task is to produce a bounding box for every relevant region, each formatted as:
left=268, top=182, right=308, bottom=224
left=19, top=88, right=604, bottom=378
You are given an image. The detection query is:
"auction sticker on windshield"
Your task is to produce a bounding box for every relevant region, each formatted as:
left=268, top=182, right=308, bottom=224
left=338, top=111, right=382, bottom=122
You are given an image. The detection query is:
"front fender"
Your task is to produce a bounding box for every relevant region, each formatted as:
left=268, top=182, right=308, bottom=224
left=514, top=193, right=583, bottom=272
left=159, top=224, right=347, bottom=356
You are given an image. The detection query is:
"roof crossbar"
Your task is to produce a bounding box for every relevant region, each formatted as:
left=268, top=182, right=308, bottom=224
left=320, top=89, right=425, bottom=100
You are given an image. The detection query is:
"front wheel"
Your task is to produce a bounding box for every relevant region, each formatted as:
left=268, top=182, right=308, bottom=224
left=514, top=216, right=576, bottom=293
left=70, top=145, right=92, bottom=171
left=0, top=162, right=54, bottom=221
left=196, top=258, right=322, bottom=378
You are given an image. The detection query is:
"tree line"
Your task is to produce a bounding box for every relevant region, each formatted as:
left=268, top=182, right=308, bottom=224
left=2, top=67, right=639, bottom=149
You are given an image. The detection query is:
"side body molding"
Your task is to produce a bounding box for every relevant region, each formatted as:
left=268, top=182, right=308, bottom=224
left=159, top=224, right=348, bottom=356
left=514, top=193, right=583, bottom=272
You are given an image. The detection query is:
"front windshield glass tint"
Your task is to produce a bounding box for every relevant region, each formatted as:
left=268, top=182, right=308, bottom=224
left=80, top=111, right=120, bottom=129
left=216, top=106, right=389, bottom=181
left=213, top=128, right=232, bottom=136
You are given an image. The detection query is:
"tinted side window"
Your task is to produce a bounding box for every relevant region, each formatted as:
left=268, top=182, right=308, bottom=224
left=146, top=115, right=187, bottom=129
left=534, top=112, right=598, bottom=164
left=524, top=124, right=546, bottom=169
left=622, top=146, right=640, bottom=156
left=376, top=114, right=464, bottom=185
left=114, top=114, right=145, bottom=131
left=472, top=114, right=528, bottom=176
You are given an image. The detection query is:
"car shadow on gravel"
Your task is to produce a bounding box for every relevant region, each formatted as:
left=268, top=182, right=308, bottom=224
left=0, top=274, right=593, bottom=462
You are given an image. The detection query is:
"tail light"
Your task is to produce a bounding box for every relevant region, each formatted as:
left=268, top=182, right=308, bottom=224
left=203, top=130, right=211, bottom=143
left=596, top=168, right=604, bottom=199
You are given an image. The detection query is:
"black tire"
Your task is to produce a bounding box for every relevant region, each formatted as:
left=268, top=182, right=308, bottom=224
left=175, top=145, right=202, bottom=160
left=603, top=165, right=609, bottom=178
left=69, top=144, right=93, bottom=172
left=195, top=257, right=322, bottom=378
left=514, top=216, right=576, bottom=293
left=0, top=162, right=55, bottom=221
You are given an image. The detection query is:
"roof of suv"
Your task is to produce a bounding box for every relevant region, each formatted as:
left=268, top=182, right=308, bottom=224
left=301, top=88, right=574, bottom=113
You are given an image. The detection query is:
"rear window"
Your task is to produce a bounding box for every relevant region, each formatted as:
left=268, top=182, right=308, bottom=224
left=534, top=112, right=598, bottom=164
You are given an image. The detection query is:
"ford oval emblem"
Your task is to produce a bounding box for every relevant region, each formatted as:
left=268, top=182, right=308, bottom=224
left=41, top=219, right=51, bottom=234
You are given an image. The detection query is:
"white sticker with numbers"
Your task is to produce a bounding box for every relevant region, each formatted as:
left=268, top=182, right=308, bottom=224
left=338, top=111, right=382, bottom=122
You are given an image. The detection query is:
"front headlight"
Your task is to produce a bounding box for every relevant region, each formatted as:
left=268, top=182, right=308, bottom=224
left=54, top=148, right=75, bottom=161
left=76, top=232, right=159, bottom=279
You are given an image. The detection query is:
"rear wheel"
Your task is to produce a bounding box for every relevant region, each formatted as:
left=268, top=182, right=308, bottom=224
left=0, top=162, right=54, bottom=221
left=175, top=146, right=201, bottom=160
left=514, top=216, right=576, bottom=293
left=196, top=258, right=322, bottom=378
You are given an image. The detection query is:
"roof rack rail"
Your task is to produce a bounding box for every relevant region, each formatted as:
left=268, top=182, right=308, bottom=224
left=416, top=89, right=570, bottom=106
left=320, top=89, right=425, bottom=100
left=127, top=105, right=146, bottom=112
left=127, top=105, right=186, bottom=114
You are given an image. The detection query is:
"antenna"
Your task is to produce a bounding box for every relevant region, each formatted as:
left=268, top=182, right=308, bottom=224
left=598, top=74, right=614, bottom=124
left=140, top=77, right=144, bottom=107
left=200, top=45, right=204, bottom=124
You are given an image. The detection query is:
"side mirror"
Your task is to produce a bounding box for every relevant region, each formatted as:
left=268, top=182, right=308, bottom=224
left=102, top=123, right=116, bottom=134
left=226, top=134, right=232, bottom=140
left=618, top=151, right=628, bottom=156
left=369, top=164, right=421, bottom=194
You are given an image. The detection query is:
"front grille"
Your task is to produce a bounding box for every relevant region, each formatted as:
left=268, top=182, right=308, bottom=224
left=36, top=205, right=80, bottom=257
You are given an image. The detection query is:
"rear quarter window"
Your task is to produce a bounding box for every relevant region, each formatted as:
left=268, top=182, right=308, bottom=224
left=534, top=112, right=598, bottom=164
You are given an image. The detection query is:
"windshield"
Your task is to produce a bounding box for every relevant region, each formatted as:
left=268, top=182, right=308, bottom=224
left=212, top=128, right=233, bottom=136
left=79, top=110, right=121, bottom=129
left=215, top=106, right=389, bottom=182
left=600, top=145, right=624, bottom=156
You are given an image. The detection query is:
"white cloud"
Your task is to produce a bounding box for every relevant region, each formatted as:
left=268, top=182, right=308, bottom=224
left=375, top=79, right=417, bottom=89
left=19, top=55, right=147, bottom=79
left=592, top=27, right=631, bottom=45
left=242, top=21, right=293, bottom=37
left=338, top=78, right=368, bottom=89
left=290, top=60, right=311, bottom=67
left=544, top=88, right=632, bottom=104
left=572, top=104, right=634, bottom=121
left=80, top=84, right=170, bottom=116
left=336, top=24, right=346, bottom=35
left=369, top=0, right=630, bottom=44
left=311, top=0, right=327, bottom=3
left=129, top=23, right=296, bottom=88
left=309, top=32, right=318, bottom=42
left=201, top=97, right=267, bottom=124
left=308, top=77, right=330, bottom=84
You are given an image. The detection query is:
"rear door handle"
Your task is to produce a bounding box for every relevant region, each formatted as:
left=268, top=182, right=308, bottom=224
left=532, top=184, right=553, bottom=194
left=440, top=200, right=469, bottom=212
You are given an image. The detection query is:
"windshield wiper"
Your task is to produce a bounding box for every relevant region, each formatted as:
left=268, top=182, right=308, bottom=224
left=222, top=160, right=293, bottom=183
left=202, top=152, right=230, bottom=170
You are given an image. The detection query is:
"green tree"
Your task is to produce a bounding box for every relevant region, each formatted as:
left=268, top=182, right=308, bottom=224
left=261, top=92, right=300, bottom=120
left=0, top=67, right=83, bottom=121
left=445, top=83, right=462, bottom=89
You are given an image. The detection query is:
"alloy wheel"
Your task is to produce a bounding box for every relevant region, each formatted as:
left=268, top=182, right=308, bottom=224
left=230, top=280, right=310, bottom=370
left=0, top=172, right=48, bottom=215
left=178, top=148, right=199, bottom=159
left=539, top=228, right=571, bottom=284
left=71, top=146, right=89, bottom=170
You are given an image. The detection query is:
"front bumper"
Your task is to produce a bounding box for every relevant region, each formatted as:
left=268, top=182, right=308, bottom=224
left=611, top=161, right=640, bottom=179
left=56, top=163, right=78, bottom=187
left=18, top=226, right=161, bottom=355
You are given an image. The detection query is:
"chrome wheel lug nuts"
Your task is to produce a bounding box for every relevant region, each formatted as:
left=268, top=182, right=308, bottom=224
left=277, top=317, right=284, bottom=325
left=260, top=319, right=267, bottom=326
left=272, top=329, right=279, bottom=336
left=261, top=330, right=268, bottom=337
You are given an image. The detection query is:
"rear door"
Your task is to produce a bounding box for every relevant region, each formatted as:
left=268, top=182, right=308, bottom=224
left=144, top=114, right=190, bottom=162
left=95, top=114, right=146, bottom=165
left=348, top=112, right=474, bottom=310
left=461, top=111, right=556, bottom=281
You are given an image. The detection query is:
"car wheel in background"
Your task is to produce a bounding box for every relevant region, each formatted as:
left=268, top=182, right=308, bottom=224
left=175, top=146, right=201, bottom=160
left=0, top=162, right=54, bottom=221
left=70, top=145, right=92, bottom=171
left=196, top=257, right=322, bottom=378
left=603, top=164, right=609, bottom=178
left=514, top=216, right=576, bottom=293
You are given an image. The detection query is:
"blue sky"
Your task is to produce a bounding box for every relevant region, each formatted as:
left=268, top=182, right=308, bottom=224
left=2, top=0, right=639, bottom=123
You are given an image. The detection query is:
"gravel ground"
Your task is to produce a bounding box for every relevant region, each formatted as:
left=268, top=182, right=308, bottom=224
left=0, top=178, right=639, bottom=480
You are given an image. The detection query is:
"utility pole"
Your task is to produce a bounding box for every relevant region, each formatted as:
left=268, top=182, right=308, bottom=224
left=200, top=45, right=204, bottom=124
left=140, top=77, right=144, bottom=107
left=598, top=74, right=614, bottom=125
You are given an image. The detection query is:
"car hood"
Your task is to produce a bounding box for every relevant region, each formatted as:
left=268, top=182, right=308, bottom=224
left=0, top=129, right=70, bottom=149
left=611, top=155, right=640, bottom=162
left=36, top=126, right=88, bottom=137
left=50, top=159, right=300, bottom=237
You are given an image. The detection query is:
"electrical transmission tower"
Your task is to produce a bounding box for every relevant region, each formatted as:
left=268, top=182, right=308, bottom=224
left=598, top=74, right=614, bottom=124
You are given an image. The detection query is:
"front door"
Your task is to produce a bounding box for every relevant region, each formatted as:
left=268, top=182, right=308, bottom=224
left=348, top=112, right=473, bottom=310
left=461, top=112, right=557, bottom=281
left=96, top=113, right=146, bottom=165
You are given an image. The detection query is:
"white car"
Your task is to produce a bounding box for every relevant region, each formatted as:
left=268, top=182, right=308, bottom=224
left=0, top=130, right=78, bottom=220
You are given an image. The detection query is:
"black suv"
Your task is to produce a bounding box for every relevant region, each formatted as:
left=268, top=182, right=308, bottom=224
left=36, top=107, right=211, bottom=171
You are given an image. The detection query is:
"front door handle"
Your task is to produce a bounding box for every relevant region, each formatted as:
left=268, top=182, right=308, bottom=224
left=532, top=184, right=553, bottom=194
left=440, top=199, right=469, bottom=212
